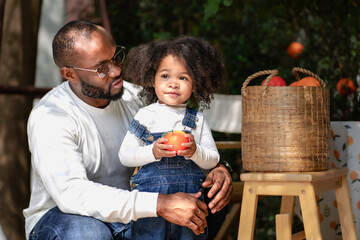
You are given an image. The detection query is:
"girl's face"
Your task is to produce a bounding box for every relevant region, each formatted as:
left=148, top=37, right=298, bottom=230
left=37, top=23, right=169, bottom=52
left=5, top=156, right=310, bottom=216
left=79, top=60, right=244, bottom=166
left=154, top=54, right=194, bottom=106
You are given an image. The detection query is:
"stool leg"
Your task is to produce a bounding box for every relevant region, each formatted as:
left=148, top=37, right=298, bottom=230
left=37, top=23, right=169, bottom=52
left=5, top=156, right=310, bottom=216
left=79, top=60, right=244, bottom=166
left=280, top=196, right=295, bottom=220
left=238, top=183, right=258, bottom=240
left=276, top=213, right=292, bottom=240
left=298, top=184, right=322, bottom=240
left=335, top=175, right=357, bottom=240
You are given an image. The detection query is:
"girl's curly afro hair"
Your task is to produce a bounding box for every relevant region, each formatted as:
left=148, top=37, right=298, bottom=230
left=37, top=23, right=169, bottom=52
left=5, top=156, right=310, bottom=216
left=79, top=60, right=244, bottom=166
left=123, top=36, right=227, bottom=110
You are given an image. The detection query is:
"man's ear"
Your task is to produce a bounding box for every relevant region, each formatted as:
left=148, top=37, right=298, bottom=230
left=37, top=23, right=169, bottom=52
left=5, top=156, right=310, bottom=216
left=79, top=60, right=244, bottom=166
left=60, top=67, right=77, bottom=82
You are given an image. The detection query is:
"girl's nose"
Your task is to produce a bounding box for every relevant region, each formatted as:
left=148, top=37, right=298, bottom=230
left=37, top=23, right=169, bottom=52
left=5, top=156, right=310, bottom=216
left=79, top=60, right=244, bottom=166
left=169, top=79, right=179, bottom=88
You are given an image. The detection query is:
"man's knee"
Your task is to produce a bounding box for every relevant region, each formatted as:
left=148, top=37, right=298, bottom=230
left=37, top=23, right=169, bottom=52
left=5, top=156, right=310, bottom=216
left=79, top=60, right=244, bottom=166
left=64, top=217, right=113, bottom=240
left=30, top=207, right=113, bottom=240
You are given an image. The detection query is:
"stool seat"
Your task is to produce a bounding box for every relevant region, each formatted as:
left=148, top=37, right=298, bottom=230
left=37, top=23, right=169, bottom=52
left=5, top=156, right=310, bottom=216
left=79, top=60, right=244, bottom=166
left=240, top=168, right=347, bottom=182
left=238, top=168, right=357, bottom=240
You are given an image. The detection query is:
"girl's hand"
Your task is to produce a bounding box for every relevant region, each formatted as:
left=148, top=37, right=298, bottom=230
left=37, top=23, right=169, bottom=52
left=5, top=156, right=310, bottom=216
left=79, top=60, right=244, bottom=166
left=153, top=137, right=177, bottom=159
left=177, top=133, right=196, bottom=158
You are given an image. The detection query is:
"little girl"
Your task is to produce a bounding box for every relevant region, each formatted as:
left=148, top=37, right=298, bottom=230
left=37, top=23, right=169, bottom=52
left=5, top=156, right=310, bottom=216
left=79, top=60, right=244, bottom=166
left=119, top=36, right=227, bottom=240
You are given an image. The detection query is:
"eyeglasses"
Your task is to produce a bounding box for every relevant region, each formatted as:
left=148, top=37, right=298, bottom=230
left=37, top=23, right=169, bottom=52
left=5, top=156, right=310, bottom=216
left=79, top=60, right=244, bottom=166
left=66, top=45, right=126, bottom=78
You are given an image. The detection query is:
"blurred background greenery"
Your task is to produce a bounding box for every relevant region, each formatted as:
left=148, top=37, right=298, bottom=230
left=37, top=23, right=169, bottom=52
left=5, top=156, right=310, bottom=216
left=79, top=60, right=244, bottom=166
left=104, top=1, right=359, bottom=238
left=106, top=0, right=360, bottom=121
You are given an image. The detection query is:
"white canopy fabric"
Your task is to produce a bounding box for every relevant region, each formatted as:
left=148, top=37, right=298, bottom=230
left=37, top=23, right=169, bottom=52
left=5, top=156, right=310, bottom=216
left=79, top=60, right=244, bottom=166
left=203, top=94, right=242, bottom=134
left=34, top=0, right=64, bottom=88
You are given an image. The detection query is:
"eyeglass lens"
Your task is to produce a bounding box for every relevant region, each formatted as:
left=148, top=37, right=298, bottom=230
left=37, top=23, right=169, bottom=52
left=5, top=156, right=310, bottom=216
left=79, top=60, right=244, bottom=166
left=97, top=47, right=125, bottom=78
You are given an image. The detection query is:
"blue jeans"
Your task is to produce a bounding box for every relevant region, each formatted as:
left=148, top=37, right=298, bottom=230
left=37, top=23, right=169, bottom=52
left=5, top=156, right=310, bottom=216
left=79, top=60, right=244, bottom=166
left=29, top=207, right=130, bottom=240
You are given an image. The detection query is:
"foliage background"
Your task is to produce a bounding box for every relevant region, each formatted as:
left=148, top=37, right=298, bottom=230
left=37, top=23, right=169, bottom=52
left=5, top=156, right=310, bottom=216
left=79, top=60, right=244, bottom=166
left=106, top=0, right=359, bottom=238
left=107, top=0, right=360, bottom=121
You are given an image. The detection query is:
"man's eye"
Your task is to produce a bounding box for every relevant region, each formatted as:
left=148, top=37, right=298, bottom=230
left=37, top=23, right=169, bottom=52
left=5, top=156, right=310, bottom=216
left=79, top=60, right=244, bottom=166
left=113, top=55, right=123, bottom=65
left=97, top=63, right=108, bottom=75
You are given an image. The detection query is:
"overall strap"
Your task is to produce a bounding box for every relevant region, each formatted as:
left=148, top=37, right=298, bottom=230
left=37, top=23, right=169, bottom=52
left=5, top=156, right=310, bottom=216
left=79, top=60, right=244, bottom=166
left=128, top=119, right=154, bottom=142
left=182, top=107, right=198, bottom=129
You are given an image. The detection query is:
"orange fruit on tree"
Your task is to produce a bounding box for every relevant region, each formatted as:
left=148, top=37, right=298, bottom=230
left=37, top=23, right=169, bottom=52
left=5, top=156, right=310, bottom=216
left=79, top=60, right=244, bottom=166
left=336, top=78, right=356, bottom=96
left=289, top=77, right=320, bottom=87
left=287, top=42, right=304, bottom=58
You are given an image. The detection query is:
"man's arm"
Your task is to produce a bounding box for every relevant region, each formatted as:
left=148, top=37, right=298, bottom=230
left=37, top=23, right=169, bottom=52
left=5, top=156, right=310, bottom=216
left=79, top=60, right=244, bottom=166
left=27, top=110, right=159, bottom=223
left=201, top=163, right=233, bottom=214
left=157, top=192, right=208, bottom=235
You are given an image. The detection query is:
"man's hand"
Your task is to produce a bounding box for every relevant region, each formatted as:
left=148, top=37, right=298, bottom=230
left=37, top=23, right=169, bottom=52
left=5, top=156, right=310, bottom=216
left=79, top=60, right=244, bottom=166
left=202, top=164, right=233, bottom=214
left=156, top=192, right=208, bottom=235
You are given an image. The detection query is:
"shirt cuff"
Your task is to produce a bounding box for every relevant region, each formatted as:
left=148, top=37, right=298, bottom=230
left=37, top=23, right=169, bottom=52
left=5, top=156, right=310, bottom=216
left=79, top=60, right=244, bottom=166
left=135, top=192, right=158, bottom=219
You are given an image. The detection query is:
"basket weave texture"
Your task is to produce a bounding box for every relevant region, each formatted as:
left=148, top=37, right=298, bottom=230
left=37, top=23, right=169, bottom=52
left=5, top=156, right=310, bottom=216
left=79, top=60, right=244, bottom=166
left=241, top=68, right=330, bottom=172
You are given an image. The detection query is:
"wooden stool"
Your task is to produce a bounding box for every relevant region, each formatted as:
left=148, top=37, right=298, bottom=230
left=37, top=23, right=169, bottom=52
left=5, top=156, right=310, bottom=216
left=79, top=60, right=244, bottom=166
left=237, top=168, right=356, bottom=240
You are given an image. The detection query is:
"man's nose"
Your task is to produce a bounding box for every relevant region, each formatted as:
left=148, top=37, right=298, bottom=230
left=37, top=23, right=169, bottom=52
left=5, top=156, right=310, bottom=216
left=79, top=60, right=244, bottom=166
left=108, top=63, right=121, bottom=77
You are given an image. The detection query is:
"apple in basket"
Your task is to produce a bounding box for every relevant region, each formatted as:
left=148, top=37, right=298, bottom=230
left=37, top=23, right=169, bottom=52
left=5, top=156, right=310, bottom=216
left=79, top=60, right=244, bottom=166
left=162, top=130, right=189, bottom=152
left=261, top=76, right=286, bottom=86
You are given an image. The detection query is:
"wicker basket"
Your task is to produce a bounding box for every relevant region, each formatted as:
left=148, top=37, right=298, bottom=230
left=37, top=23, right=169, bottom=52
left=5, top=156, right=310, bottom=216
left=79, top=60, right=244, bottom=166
left=241, top=67, right=330, bottom=172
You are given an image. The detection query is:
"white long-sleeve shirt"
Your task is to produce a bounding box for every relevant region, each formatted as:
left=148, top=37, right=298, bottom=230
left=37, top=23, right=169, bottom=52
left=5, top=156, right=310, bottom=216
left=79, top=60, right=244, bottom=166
left=119, top=103, right=219, bottom=169
left=23, top=81, right=158, bottom=239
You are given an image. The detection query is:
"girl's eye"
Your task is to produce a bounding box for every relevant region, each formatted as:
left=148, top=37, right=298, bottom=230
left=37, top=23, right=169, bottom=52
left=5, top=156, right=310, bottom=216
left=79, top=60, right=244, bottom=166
left=179, top=76, right=188, bottom=81
left=161, top=74, right=169, bottom=79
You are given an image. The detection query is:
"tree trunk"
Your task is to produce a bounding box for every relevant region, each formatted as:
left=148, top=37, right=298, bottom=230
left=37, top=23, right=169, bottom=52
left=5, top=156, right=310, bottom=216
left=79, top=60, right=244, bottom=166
left=0, top=0, right=41, bottom=239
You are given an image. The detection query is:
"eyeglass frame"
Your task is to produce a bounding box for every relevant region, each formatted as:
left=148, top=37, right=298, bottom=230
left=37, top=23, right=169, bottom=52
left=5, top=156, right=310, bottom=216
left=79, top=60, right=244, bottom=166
left=65, top=45, right=126, bottom=78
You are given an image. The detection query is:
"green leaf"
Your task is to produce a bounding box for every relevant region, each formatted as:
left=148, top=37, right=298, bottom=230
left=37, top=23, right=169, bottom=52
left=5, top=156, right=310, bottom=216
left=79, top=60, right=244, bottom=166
left=223, top=0, right=233, bottom=7
left=204, top=0, right=221, bottom=20
left=161, top=132, right=169, bottom=138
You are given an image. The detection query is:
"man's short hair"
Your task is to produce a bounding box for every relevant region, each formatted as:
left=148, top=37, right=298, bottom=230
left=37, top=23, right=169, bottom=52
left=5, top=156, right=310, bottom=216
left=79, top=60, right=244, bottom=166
left=52, top=20, right=98, bottom=67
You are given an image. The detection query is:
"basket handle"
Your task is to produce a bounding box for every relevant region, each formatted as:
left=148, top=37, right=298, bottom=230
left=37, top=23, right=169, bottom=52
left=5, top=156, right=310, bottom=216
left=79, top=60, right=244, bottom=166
left=292, top=67, right=326, bottom=87
left=241, top=69, right=279, bottom=97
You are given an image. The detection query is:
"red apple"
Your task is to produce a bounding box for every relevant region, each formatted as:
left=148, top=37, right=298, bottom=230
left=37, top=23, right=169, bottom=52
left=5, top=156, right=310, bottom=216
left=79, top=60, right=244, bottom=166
left=261, top=76, right=286, bottom=86
left=162, top=130, right=189, bottom=152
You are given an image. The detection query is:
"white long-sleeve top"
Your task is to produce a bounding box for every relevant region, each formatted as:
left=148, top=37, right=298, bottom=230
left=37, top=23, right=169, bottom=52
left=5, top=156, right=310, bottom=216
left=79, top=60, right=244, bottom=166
left=23, top=81, right=158, bottom=239
left=119, top=102, right=219, bottom=169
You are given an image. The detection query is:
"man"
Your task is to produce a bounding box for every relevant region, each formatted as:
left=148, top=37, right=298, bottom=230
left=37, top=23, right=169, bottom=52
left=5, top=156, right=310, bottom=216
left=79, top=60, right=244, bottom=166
left=24, top=20, right=232, bottom=239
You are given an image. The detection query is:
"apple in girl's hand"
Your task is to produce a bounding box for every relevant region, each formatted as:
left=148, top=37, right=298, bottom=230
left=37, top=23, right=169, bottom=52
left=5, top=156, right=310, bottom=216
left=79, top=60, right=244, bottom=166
left=162, top=130, right=189, bottom=152
left=261, top=76, right=286, bottom=86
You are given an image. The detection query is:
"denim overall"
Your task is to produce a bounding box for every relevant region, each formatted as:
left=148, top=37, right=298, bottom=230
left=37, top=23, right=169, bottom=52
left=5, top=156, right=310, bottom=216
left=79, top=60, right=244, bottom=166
left=128, top=107, right=207, bottom=240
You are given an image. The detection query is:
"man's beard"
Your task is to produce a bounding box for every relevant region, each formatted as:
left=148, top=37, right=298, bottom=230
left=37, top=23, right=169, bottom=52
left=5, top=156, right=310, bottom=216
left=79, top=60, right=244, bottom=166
left=80, top=77, right=124, bottom=101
